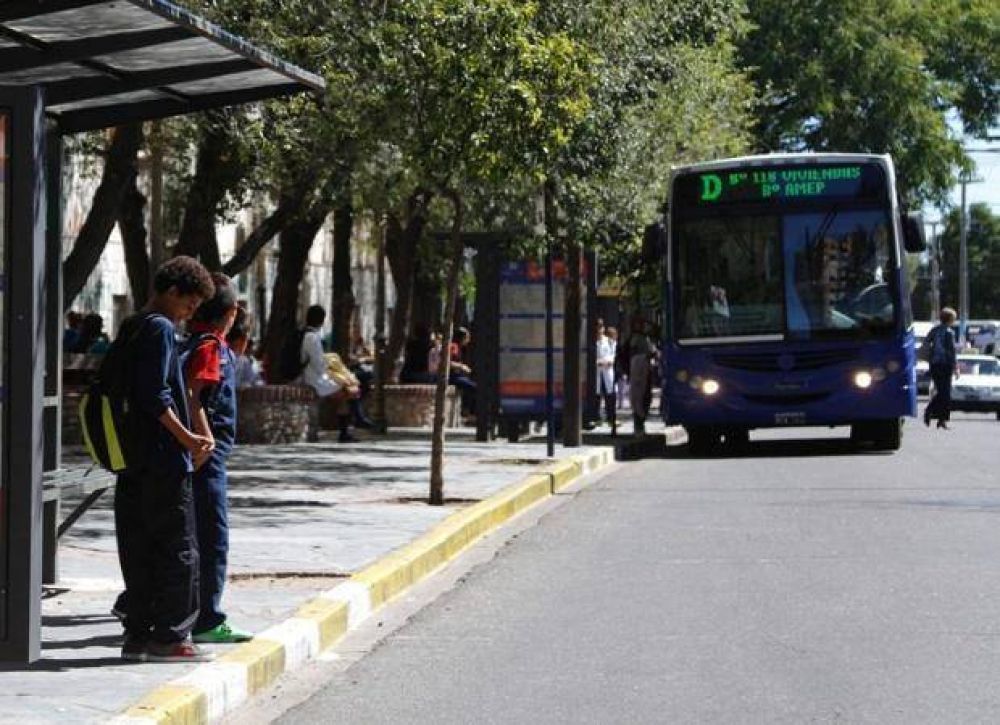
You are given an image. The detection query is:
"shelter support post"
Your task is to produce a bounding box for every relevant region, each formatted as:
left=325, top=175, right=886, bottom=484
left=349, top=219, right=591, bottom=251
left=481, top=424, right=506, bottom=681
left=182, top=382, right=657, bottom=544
left=0, top=85, right=47, bottom=663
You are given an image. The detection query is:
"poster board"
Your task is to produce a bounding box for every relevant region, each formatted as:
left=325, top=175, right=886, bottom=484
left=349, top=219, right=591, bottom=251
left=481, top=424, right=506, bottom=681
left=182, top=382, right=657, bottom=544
left=497, top=259, right=587, bottom=418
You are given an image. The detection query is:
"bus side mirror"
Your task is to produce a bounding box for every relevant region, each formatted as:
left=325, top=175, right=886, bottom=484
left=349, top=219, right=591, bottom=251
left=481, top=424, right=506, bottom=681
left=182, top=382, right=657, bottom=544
left=642, top=222, right=666, bottom=263
left=903, top=213, right=926, bottom=253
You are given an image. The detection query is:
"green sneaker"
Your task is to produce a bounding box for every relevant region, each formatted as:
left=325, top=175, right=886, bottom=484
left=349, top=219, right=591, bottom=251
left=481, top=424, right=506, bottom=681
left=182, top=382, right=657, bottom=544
left=192, top=622, right=254, bottom=644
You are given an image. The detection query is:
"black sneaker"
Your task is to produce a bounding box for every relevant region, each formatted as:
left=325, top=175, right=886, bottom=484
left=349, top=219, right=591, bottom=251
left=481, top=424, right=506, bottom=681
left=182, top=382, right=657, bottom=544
left=121, top=635, right=148, bottom=662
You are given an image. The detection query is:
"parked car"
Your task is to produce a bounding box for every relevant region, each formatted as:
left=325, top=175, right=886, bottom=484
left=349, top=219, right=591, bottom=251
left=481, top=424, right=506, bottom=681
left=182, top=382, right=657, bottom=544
left=913, top=321, right=933, bottom=395
left=932, top=354, right=1000, bottom=419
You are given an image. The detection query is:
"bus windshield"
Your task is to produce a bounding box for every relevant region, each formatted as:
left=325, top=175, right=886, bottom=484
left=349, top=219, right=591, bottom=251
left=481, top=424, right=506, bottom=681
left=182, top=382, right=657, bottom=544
left=675, top=208, right=896, bottom=341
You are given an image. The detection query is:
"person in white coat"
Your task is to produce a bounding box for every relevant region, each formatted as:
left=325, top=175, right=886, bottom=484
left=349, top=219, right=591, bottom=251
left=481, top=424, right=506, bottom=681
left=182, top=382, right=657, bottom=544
left=596, top=324, right=617, bottom=430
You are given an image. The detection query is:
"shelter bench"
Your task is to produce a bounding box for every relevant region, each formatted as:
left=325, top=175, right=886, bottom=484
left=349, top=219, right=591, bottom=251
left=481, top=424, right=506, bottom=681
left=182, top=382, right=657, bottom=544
left=42, top=467, right=115, bottom=585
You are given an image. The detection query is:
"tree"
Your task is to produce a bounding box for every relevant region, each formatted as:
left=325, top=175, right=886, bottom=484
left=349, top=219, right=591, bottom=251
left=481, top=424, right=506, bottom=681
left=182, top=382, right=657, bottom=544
left=535, top=0, right=754, bottom=442
left=62, top=124, right=144, bottom=310
left=373, top=0, right=592, bottom=504
left=738, top=0, right=1000, bottom=204
left=933, top=203, right=1000, bottom=318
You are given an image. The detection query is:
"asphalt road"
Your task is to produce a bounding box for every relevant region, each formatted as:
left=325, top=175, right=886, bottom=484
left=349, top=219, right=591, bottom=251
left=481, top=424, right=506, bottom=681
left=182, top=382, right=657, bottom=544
left=277, top=413, right=1000, bottom=724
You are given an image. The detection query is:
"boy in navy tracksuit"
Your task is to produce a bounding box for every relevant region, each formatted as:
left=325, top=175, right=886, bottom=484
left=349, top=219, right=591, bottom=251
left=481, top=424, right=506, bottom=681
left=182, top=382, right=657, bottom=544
left=184, top=274, right=253, bottom=643
left=115, top=256, right=216, bottom=662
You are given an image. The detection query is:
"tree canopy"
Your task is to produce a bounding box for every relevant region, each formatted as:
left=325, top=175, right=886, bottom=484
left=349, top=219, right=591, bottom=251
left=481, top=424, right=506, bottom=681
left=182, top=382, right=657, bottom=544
left=739, top=0, right=1000, bottom=205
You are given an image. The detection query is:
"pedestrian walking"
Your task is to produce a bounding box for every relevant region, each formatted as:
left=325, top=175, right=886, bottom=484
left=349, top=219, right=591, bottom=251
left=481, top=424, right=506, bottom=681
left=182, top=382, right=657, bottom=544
left=923, top=306, right=959, bottom=430
left=113, top=256, right=215, bottom=662
left=183, top=273, right=254, bottom=644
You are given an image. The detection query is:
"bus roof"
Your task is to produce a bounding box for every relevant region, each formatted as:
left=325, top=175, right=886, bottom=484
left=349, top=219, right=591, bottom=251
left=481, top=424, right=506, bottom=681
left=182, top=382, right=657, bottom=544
left=671, top=152, right=892, bottom=176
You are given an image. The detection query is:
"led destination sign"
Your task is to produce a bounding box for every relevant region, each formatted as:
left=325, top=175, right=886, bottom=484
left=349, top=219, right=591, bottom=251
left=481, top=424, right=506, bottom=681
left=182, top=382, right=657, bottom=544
left=675, top=163, right=886, bottom=207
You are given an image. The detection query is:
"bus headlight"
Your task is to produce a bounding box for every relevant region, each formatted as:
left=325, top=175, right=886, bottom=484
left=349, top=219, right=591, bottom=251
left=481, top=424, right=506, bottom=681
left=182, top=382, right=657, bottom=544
left=853, top=371, right=874, bottom=389
left=676, top=370, right=689, bottom=383
left=886, top=360, right=901, bottom=373
left=872, top=367, right=887, bottom=382
left=701, top=379, right=720, bottom=396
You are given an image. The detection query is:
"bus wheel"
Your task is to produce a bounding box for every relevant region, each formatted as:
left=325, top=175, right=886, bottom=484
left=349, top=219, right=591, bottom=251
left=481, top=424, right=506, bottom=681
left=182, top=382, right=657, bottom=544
left=687, top=427, right=719, bottom=455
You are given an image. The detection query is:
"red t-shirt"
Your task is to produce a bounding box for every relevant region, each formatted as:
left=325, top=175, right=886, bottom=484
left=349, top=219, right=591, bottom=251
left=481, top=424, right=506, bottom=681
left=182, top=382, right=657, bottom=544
left=186, top=324, right=225, bottom=385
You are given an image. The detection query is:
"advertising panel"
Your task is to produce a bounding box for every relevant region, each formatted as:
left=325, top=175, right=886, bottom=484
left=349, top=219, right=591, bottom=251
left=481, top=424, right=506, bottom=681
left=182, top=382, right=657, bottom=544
left=498, top=259, right=587, bottom=418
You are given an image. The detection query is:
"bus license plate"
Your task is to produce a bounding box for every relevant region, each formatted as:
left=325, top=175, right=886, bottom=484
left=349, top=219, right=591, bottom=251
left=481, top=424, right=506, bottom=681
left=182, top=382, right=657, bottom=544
left=775, top=411, right=806, bottom=425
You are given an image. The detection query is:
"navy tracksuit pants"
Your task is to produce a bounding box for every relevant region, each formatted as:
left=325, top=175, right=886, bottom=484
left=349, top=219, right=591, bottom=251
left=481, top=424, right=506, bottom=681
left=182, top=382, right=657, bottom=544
left=114, top=468, right=199, bottom=643
left=193, top=453, right=230, bottom=633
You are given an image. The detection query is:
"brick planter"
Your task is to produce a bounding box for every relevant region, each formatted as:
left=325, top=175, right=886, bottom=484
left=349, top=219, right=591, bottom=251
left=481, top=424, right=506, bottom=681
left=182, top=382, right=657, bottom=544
left=383, top=384, right=462, bottom=428
left=237, top=385, right=315, bottom=444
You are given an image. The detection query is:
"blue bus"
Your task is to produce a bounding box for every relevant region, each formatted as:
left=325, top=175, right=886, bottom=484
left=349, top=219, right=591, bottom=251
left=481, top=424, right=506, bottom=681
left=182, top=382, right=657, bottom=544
left=661, top=153, right=926, bottom=452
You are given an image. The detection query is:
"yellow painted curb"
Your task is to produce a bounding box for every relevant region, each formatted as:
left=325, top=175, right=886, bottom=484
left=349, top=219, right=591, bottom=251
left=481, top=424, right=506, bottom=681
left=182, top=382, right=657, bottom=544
left=111, top=451, right=609, bottom=724
left=120, top=685, right=206, bottom=724
left=294, top=599, right=350, bottom=651
left=217, top=637, right=285, bottom=694
left=353, top=472, right=553, bottom=609
left=545, top=458, right=583, bottom=491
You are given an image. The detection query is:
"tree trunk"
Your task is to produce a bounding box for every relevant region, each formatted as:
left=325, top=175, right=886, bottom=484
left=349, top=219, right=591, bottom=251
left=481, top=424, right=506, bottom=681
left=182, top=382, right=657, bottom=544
left=63, top=123, right=144, bottom=310
left=174, top=119, right=243, bottom=269
left=562, top=238, right=582, bottom=447
left=118, top=175, right=150, bottom=310
left=374, top=217, right=388, bottom=433
left=384, top=192, right=431, bottom=378
left=411, top=262, right=443, bottom=334
left=148, top=121, right=166, bottom=273
left=222, top=182, right=314, bottom=277
left=430, top=191, right=465, bottom=506
left=331, top=199, right=355, bottom=358
left=262, top=209, right=327, bottom=381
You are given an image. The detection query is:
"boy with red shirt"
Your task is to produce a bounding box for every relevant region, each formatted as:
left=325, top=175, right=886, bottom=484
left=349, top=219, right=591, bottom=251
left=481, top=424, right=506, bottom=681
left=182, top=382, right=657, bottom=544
left=184, top=273, right=252, bottom=643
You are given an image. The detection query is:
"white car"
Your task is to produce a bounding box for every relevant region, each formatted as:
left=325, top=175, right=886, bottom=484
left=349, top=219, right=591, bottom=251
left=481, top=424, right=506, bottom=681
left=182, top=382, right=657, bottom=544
left=913, top=321, right=934, bottom=394
left=934, top=354, right=1000, bottom=419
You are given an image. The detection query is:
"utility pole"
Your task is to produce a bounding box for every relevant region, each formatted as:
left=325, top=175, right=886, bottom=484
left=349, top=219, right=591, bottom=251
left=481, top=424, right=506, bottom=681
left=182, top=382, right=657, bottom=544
left=927, top=219, right=940, bottom=320
left=958, top=171, right=984, bottom=344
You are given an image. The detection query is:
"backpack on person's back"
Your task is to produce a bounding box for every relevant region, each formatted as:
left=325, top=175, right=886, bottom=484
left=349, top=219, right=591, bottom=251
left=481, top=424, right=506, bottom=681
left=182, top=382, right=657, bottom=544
left=78, top=313, right=156, bottom=472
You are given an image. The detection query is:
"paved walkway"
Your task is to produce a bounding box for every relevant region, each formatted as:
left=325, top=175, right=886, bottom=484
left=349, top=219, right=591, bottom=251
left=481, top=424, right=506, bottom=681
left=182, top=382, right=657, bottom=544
left=0, top=427, right=640, bottom=723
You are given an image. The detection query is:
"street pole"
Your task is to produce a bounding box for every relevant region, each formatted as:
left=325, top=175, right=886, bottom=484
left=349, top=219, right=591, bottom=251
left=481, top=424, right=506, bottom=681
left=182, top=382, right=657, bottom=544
left=928, top=220, right=940, bottom=320
left=543, top=183, right=556, bottom=458
left=958, top=171, right=984, bottom=344
left=545, top=242, right=555, bottom=458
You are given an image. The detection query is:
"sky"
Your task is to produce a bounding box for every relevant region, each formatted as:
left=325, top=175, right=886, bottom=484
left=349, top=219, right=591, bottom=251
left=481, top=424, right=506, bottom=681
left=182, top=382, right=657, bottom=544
left=922, top=123, right=1000, bottom=227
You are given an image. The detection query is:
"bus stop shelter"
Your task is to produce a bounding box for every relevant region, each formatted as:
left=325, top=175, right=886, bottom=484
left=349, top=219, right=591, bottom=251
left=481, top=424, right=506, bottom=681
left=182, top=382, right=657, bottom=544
left=0, top=0, right=324, bottom=663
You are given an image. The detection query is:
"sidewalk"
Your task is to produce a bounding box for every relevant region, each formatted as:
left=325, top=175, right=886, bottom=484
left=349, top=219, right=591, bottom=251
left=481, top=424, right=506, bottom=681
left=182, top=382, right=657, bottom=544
left=0, top=426, right=660, bottom=723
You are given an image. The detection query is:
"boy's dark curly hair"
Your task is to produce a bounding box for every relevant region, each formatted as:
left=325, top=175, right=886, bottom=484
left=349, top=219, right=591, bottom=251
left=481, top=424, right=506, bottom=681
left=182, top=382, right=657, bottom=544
left=153, top=255, right=215, bottom=300
left=192, top=273, right=238, bottom=325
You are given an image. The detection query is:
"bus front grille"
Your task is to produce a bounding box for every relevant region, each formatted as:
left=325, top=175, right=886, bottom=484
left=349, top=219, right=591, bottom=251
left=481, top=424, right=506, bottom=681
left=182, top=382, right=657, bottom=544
left=743, top=392, right=831, bottom=405
left=713, top=348, right=860, bottom=372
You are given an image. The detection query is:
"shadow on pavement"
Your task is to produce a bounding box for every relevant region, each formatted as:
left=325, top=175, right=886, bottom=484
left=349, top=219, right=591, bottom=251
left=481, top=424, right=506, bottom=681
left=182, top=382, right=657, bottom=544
left=0, top=656, right=142, bottom=672
left=663, top=437, right=891, bottom=460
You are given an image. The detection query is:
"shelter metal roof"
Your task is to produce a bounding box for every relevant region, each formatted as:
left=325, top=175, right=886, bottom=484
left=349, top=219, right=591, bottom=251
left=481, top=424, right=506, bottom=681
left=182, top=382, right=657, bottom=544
left=0, top=0, right=325, bottom=133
